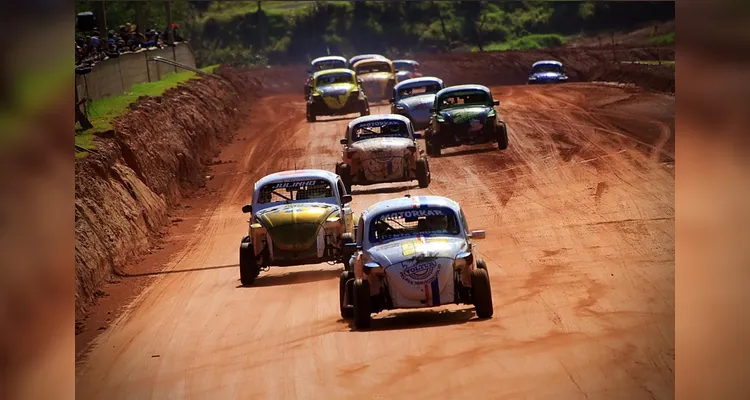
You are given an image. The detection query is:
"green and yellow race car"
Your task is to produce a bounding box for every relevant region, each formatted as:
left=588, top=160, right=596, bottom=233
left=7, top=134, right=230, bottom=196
left=306, top=68, right=371, bottom=123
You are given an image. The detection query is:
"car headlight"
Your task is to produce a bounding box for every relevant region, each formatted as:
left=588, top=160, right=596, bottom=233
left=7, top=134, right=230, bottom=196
left=529, top=76, right=537, bottom=80
left=312, top=92, right=322, bottom=97
left=453, top=252, right=474, bottom=270
left=395, top=104, right=406, bottom=112
left=436, top=116, right=445, bottom=123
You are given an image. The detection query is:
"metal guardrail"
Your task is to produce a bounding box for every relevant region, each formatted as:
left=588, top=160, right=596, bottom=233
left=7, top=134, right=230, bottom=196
left=148, top=56, right=218, bottom=77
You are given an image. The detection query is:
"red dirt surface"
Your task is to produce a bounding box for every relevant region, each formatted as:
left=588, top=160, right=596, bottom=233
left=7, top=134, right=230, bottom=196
left=75, top=78, right=674, bottom=398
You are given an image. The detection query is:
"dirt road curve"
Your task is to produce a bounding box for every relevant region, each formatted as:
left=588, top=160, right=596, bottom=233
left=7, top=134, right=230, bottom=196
left=76, top=83, right=674, bottom=399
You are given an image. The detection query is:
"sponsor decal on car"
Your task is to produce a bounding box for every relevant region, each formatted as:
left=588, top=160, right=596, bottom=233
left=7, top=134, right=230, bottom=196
left=355, top=120, right=404, bottom=128
left=381, top=209, right=445, bottom=219
left=271, top=180, right=320, bottom=189
left=399, top=258, right=439, bottom=285
left=401, top=238, right=448, bottom=256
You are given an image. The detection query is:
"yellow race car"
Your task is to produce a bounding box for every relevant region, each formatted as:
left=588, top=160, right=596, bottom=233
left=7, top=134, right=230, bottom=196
left=307, top=68, right=371, bottom=123
left=352, top=58, right=397, bottom=103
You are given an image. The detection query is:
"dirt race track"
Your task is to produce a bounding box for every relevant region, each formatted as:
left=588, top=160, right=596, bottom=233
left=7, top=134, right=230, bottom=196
left=75, top=82, right=675, bottom=399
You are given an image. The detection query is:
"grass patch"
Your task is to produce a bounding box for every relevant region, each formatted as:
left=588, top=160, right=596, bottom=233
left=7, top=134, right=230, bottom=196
left=648, top=32, right=674, bottom=45
left=75, top=64, right=219, bottom=156
left=200, top=1, right=314, bottom=23
left=480, top=33, right=568, bottom=52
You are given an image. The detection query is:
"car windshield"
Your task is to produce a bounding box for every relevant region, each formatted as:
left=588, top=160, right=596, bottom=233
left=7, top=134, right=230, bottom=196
left=532, top=64, right=563, bottom=73
left=313, top=60, right=346, bottom=71
left=316, top=73, right=353, bottom=86
left=437, top=90, right=490, bottom=110
left=257, top=179, right=334, bottom=204
left=394, top=62, right=415, bottom=72
left=397, top=83, right=441, bottom=99
left=369, top=206, right=461, bottom=243
left=355, top=62, right=391, bottom=74
left=351, top=120, right=409, bottom=142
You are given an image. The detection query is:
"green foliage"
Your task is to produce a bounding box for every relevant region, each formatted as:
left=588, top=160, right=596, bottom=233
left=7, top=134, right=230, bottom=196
left=76, top=1, right=674, bottom=66
left=482, top=34, right=568, bottom=52
left=76, top=64, right=219, bottom=154
left=648, top=32, right=675, bottom=45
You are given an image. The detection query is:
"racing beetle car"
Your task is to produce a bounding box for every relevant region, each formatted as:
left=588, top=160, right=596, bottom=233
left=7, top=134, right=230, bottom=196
left=339, top=194, right=492, bottom=328
left=527, top=60, right=568, bottom=84
left=335, top=114, right=431, bottom=193
left=352, top=58, right=397, bottom=103
left=239, top=169, right=357, bottom=286
left=424, top=84, right=509, bottom=156
left=305, top=55, right=349, bottom=98
left=392, top=59, right=423, bottom=83
left=390, top=77, right=444, bottom=131
left=306, top=68, right=370, bottom=122
left=348, top=54, right=387, bottom=68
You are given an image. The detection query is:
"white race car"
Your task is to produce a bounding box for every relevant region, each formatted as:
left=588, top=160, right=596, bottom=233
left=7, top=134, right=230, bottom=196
left=340, top=195, right=493, bottom=328
left=335, top=114, right=431, bottom=193
left=390, top=77, right=445, bottom=131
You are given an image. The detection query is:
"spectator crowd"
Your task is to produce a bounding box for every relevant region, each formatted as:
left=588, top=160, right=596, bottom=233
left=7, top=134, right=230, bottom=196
left=76, top=23, right=184, bottom=67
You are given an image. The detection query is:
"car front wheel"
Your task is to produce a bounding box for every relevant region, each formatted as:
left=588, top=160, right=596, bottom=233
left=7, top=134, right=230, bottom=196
left=239, top=237, right=260, bottom=286
left=471, top=263, right=493, bottom=318
left=353, top=279, right=372, bottom=329
left=416, top=157, right=430, bottom=188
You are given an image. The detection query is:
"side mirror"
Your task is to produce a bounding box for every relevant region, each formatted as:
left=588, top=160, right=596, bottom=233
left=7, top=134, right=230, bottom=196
left=242, top=204, right=253, bottom=214
left=469, top=230, right=486, bottom=239
left=340, top=138, right=348, bottom=145
left=341, top=194, right=353, bottom=204
left=493, top=100, right=500, bottom=106
left=413, top=132, right=422, bottom=139
left=357, top=79, right=363, bottom=85
left=429, top=107, right=436, bottom=113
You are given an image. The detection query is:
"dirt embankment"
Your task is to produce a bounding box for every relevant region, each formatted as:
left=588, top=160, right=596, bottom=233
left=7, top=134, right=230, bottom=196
left=74, top=65, right=305, bottom=324
left=416, top=47, right=674, bottom=93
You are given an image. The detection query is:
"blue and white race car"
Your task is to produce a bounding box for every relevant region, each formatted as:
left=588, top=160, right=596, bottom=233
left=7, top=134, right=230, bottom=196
left=339, top=194, right=493, bottom=329
left=527, top=60, right=569, bottom=84
left=389, top=77, right=444, bottom=131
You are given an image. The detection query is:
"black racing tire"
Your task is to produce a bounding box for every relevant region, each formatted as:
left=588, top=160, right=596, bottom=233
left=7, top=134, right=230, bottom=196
left=416, top=157, right=430, bottom=188
left=339, top=163, right=353, bottom=193
left=360, top=100, right=370, bottom=116
left=353, top=279, right=372, bottom=329
left=239, top=237, right=260, bottom=286
left=340, top=232, right=355, bottom=268
left=471, top=266, right=493, bottom=318
left=339, top=270, right=355, bottom=319
left=497, top=122, right=509, bottom=150
left=306, top=106, right=316, bottom=123
left=426, top=137, right=441, bottom=157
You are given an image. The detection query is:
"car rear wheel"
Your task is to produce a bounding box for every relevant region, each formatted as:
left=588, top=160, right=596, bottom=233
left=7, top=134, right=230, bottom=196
left=416, top=157, right=430, bottom=188
left=306, top=106, right=316, bottom=123
left=425, top=129, right=441, bottom=157
left=360, top=100, right=370, bottom=116
left=239, top=237, right=260, bottom=286
left=353, top=279, right=372, bottom=329
left=339, top=271, right=355, bottom=319
left=340, top=232, right=355, bottom=268
left=339, top=163, right=353, bottom=193
left=471, top=265, right=493, bottom=318
left=497, top=122, right=509, bottom=150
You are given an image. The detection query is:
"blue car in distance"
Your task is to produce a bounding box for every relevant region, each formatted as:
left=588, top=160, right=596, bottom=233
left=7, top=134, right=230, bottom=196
left=527, top=60, right=568, bottom=84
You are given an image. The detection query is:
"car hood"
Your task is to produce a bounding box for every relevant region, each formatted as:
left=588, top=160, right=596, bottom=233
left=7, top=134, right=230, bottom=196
left=438, top=106, right=491, bottom=124
left=398, top=94, right=436, bottom=111
left=315, top=83, right=355, bottom=96
left=367, top=236, right=468, bottom=268
left=255, top=202, right=340, bottom=250
left=531, top=72, right=565, bottom=79
left=350, top=137, right=413, bottom=154
left=359, top=72, right=392, bottom=83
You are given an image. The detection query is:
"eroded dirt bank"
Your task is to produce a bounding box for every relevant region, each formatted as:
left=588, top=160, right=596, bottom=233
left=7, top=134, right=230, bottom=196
left=74, top=66, right=304, bottom=325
